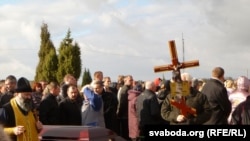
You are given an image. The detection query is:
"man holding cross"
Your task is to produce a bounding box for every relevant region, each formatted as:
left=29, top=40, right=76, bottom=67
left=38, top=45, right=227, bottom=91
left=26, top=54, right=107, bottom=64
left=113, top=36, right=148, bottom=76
left=161, top=72, right=212, bottom=124
left=154, top=40, right=211, bottom=124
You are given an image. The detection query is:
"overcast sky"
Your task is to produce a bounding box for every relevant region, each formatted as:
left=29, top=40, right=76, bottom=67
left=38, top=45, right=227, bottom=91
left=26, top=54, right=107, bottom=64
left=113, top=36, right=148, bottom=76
left=0, top=0, right=250, bottom=83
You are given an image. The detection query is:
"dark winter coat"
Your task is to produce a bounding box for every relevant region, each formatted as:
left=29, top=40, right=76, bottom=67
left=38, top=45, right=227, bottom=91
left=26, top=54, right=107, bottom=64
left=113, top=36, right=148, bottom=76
left=117, top=85, right=131, bottom=119
left=136, top=89, right=162, bottom=129
left=102, top=90, right=119, bottom=133
left=231, top=96, right=250, bottom=125
left=161, top=87, right=212, bottom=124
left=58, top=97, right=82, bottom=125
left=0, top=92, right=14, bottom=108
left=38, top=93, right=60, bottom=125
left=201, top=78, right=231, bottom=124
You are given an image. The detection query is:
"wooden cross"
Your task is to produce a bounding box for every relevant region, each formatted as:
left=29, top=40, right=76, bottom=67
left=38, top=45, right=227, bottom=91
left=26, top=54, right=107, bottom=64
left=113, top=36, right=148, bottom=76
left=154, top=40, right=199, bottom=82
left=153, top=40, right=199, bottom=117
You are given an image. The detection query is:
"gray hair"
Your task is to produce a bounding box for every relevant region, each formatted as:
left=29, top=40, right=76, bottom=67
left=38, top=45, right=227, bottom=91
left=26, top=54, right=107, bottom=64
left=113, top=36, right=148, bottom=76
left=145, top=81, right=155, bottom=90
left=181, top=73, right=193, bottom=82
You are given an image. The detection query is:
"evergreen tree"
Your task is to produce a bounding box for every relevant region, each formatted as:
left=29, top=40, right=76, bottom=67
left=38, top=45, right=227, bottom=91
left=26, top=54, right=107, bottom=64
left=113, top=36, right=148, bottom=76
left=81, top=68, right=92, bottom=86
left=34, top=23, right=57, bottom=82
left=57, top=29, right=82, bottom=83
left=43, top=48, right=58, bottom=82
left=72, top=42, right=82, bottom=80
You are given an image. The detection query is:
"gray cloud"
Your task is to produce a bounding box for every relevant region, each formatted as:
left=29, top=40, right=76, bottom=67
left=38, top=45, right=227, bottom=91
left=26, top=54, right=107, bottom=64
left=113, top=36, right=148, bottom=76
left=0, top=0, right=249, bottom=82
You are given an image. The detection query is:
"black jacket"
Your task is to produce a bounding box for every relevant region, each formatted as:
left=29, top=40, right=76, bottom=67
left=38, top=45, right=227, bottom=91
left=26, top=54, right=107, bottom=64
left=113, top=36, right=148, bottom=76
left=201, top=78, right=231, bottom=124
left=38, top=93, right=60, bottom=125
left=231, top=96, right=250, bottom=125
left=117, top=85, right=130, bottom=118
left=102, top=90, right=119, bottom=133
left=58, top=97, right=82, bottom=125
left=0, top=92, right=14, bottom=108
left=136, top=89, right=162, bottom=129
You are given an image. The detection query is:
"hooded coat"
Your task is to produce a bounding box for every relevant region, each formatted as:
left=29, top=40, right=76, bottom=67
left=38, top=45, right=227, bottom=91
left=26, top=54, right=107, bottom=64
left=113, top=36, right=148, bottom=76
left=128, top=89, right=141, bottom=139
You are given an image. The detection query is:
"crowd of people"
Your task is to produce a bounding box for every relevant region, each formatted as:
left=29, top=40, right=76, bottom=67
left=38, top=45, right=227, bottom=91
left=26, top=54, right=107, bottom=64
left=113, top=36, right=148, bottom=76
left=0, top=66, right=250, bottom=141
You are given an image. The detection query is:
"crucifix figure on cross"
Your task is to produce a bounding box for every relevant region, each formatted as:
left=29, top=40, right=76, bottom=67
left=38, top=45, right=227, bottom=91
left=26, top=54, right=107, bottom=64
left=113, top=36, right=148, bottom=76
left=154, top=40, right=199, bottom=82
left=153, top=40, right=199, bottom=117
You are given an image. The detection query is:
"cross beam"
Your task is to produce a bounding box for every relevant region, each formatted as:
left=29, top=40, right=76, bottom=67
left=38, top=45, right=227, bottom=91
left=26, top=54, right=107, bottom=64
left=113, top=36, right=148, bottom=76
left=154, top=40, right=199, bottom=76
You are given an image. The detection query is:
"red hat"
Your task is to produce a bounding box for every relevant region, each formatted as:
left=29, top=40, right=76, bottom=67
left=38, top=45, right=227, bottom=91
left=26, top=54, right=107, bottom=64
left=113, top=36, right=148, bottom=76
left=154, top=77, right=162, bottom=86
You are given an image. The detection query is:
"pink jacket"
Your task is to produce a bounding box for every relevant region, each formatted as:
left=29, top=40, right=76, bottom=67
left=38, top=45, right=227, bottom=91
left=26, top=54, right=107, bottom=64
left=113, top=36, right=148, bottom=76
left=128, top=89, right=141, bottom=139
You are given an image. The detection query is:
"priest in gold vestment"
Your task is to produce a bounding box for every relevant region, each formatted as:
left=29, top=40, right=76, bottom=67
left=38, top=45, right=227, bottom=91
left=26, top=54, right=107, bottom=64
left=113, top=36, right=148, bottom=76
left=0, top=77, right=43, bottom=141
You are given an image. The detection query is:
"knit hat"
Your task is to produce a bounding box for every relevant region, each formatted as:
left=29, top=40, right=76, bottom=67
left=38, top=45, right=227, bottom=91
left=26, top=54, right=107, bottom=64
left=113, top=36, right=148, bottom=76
left=237, top=76, right=250, bottom=90
left=133, top=83, right=143, bottom=92
left=15, top=77, right=32, bottom=92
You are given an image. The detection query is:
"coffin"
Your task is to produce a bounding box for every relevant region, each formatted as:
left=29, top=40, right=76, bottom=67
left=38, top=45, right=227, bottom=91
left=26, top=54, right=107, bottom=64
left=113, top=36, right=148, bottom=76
left=39, top=125, right=126, bottom=141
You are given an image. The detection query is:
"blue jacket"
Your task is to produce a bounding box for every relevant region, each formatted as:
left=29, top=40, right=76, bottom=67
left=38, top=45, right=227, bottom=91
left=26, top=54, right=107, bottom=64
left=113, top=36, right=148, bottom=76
left=83, top=87, right=102, bottom=111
